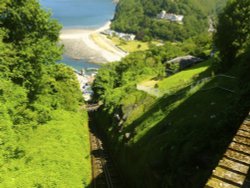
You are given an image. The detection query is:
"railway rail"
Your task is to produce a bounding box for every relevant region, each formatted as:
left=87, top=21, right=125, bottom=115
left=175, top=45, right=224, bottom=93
left=89, top=128, right=124, bottom=188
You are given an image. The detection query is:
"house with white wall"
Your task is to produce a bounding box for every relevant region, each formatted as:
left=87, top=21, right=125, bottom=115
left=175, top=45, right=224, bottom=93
left=157, top=10, right=184, bottom=23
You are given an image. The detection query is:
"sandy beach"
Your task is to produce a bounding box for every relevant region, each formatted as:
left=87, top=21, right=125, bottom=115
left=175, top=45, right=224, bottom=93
left=59, top=22, right=127, bottom=63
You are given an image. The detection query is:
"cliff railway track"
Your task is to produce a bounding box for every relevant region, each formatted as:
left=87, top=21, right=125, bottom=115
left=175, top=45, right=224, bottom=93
left=89, top=127, right=124, bottom=188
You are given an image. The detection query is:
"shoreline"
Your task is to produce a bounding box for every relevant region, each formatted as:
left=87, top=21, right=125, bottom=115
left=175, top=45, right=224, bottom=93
left=59, top=21, right=127, bottom=64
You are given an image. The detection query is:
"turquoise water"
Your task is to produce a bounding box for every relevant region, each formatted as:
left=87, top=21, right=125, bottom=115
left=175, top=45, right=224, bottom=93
left=40, top=0, right=115, bottom=29
left=40, top=0, right=116, bottom=70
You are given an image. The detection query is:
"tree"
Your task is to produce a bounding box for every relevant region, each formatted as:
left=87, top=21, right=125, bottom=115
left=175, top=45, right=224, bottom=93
left=112, top=0, right=227, bottom=41
left=0, top=0, right=62, bottom=99
left=0, top=1, right=91, bottom=186
left=214, top=0, right=250, bottom=69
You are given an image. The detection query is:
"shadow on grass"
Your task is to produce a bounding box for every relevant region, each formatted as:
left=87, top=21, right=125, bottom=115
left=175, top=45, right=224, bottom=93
left=86, top=118, right=127, bottom=188
left=89, top=61, right=250, bottom=187
left=112, top=78, right=248, bottom=188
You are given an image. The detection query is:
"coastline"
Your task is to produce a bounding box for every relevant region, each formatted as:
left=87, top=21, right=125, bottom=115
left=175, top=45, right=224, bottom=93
left=59, top=21, right=127, bottom=64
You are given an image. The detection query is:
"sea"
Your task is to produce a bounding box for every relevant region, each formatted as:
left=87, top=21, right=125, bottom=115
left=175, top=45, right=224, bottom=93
left=40, top=0, right=116, bottom=71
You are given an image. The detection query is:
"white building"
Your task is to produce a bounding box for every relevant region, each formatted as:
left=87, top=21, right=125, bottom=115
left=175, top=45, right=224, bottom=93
left=102, top=29, right=136, bottom=41
left=157, top=10, right=184, bottom=22
left=158, top=10, right=167, bottom=19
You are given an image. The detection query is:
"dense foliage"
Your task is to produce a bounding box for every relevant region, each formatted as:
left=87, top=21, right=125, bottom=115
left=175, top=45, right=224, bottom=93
left=0, top=0, right=91, bottom=187
left=93, top=33, right=212, bottom=111
left=93, top=0, right=250, bottom=187
left=93, top=50, right=165, bottom=112
left=111, top=0, right=227, bottom=41
left=215, top=0, right=250, bottom=70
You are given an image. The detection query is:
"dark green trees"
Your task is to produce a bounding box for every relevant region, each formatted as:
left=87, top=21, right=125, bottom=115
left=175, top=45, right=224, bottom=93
left=215, top=0, right=250, bottom=69
left=112, top=0, right=227, bottom=41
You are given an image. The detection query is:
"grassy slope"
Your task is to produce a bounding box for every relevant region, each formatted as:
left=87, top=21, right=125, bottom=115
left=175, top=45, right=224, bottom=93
left=0, top=110, right=91, bottom=188
left=109, top=36, right=160, bottom=52
left=158, top=61, right=211, bottom=93
left=137, top=60, right=211, bottom=97
left=95, top=61, right=248, bottom=187
left=126, top=77, right=239, bottom=187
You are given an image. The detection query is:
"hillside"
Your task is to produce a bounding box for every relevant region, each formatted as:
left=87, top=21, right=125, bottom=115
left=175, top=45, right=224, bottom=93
left=0, top=0, right=91, bottom=187
left=111, top=0, right=227, bottom=41
left=93, top=1, right=250, bottom=187
left=92, top=58, right=249, bottom=187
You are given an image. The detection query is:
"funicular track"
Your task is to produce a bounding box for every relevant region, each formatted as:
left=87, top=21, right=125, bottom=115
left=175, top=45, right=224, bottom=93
left=89, top=126, right=124, bottom=188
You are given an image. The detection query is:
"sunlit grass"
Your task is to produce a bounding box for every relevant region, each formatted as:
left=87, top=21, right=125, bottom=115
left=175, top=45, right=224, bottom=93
left=109, top=36, right=160, bottom=52
left=137, top=60, right=211, bottom=97
left=158, top=60, right=211, bottom=93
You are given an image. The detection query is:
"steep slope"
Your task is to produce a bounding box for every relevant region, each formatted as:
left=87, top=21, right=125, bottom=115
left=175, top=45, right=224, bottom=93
left=0, top=0, right=91, bottom=187
left=93, top=0, right=250, bottom=187
left=92, top=60, right=249, bottom=187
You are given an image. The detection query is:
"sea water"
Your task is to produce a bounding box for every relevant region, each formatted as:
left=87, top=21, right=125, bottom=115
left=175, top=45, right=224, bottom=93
left=61, top=55, right=100, bottom=70
left=40, top=0, right=115, bottom=29
left=40, top=0, right=116, bottom=70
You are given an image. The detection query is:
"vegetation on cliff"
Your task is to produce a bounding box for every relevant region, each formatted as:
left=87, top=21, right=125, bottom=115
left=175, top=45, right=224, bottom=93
left=0, top=0, right=91, bottom=187
left=93, top=0, right=250, bottom=187
left=111, top=0, right=227, bottom=41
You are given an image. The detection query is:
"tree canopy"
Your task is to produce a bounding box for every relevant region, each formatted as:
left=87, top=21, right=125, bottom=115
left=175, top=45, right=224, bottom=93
left=214, top=0, right=250, bottom=69
left=0, top=0, right=91, bottom=187
left=111, top=0, right=227, bottom=41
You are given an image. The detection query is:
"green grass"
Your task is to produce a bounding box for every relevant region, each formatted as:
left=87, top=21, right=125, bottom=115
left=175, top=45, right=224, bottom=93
left=118, top=72, right=242, bottom=187
left=113, top=60, right=212, bottom=134
left=109, top=36, right=160, bottom=52
left=96, top=61, right=246, bottom=188
left=0, top=110, right=91, bottom=188
left=137, top=60, right=211, bottom=97
left=158, top=60, right=211, bottom=94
